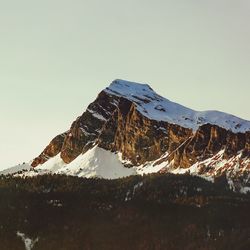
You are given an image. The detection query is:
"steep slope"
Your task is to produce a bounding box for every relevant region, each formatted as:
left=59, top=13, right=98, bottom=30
left=4, top=79, right=250, bottom=189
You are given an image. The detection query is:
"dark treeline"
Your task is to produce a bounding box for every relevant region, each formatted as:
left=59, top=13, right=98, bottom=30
left=0, top=173, right=249, bottom=250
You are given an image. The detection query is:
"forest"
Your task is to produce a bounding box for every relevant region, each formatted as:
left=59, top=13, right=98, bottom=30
left=0, top=173, right=249, bottom=250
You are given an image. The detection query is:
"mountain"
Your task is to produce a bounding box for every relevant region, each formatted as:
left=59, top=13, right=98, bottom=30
left=2, top=79, right=250, bottom=191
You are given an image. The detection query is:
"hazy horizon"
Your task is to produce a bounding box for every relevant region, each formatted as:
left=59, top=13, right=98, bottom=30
left=1, top=0, right=250, bottom=169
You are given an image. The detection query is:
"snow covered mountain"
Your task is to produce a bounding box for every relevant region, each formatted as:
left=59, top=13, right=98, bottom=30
left=2, top=79, right=250, bottom=190
left=105, top=80, right=250, bottom=133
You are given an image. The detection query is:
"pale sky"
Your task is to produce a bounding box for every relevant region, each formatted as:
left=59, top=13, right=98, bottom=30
left=1, top=0, right=250, bottom=169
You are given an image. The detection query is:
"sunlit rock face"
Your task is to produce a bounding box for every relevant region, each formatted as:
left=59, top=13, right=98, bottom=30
left=30, top=79, right=250, bottom=186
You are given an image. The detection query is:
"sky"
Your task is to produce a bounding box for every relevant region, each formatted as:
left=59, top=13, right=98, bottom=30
left=0, top=0, right=250, bottom=170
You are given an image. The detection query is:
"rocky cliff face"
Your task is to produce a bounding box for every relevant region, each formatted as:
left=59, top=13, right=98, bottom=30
left=98, top=97, right=192, bottom=166
left=32, top=90, right=119, bottom=167
left=166, top=124, right=250, bottom=169
left=30, top=79, right=250, bottom=186
left=32, top=133, right=67, bottom=167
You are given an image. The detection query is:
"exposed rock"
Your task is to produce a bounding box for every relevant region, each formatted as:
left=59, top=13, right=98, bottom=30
left=168, top=124, right=250, bottom=169
left=99, top=99, right=192, bottom=165
left=31, top=133, right=67, bottom=167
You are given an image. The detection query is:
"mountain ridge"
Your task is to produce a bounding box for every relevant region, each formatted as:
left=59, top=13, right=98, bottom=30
left=105, top=79, right=250, bottom=133
left=1, top=79, right=250, bottom=192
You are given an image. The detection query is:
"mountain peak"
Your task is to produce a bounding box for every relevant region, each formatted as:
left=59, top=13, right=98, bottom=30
left=106, top=79, right=155, bottom=97
left=109, top=79, right=152, bottom=89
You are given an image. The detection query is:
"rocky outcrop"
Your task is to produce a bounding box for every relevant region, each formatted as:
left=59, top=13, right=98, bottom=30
left=32, top=91, right=120, bottom=167
left=167, top=124, right=250, bottom=169
left=60, top=91, right=121, bottom=163
left=98, top=97, right=192, bottom=165
left=31, top=133, right=67, bottom=167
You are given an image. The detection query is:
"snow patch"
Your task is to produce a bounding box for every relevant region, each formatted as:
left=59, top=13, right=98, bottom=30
left=36, top=154, right=66, bottom=172
left=137, top=152, right=169, bottom=175
left=47, top=200, right=63, bottom=207
left=87, top=108, right=107, bottom=121
left=240, top=186, right=250, bottom=194
left=0, top=163, right=31, bottom=175
left=17, top=231, right=38, bottom=250
left=56, top=146, right=137, bottom=179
